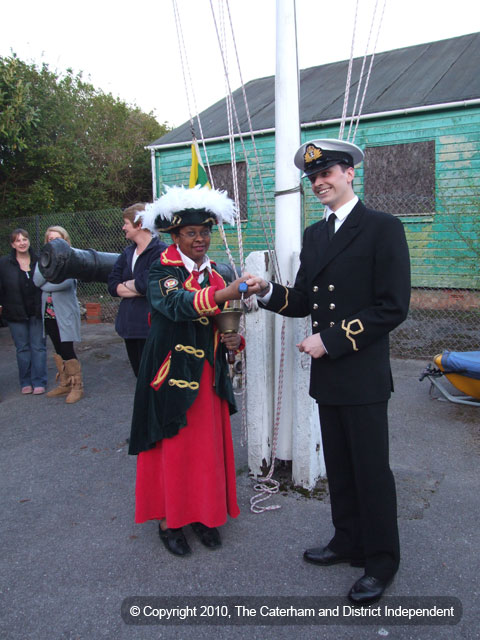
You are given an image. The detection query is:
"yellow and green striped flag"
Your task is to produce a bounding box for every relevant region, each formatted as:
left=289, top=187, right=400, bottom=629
left=189, top=138, right=211, bottom=188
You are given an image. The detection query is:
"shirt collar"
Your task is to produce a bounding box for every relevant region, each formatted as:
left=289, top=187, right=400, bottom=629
left=176, top=246, right=212, bottom=274
left=324, top=195, right=358, bottom=222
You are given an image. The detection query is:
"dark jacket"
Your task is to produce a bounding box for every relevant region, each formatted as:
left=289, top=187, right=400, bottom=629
left=262, top=200, right=411, bottom=405
left=107, top=236, right=167, bottom=339
left=128, top=244, right=239, bottom=455
left=0, top=248, right=42, bottom=322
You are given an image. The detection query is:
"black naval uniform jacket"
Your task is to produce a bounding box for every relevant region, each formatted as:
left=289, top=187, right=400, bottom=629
left=128, top=244, right=239, bottom=456
left=262, top=200, right=411, bottom=405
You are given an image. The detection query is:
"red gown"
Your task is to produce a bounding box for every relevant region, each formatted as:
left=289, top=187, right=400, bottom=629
left=135, top=360, right=240, bottom=528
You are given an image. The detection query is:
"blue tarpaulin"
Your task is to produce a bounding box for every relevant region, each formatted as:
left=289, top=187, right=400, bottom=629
left=441, top=351, right=480, bottom=380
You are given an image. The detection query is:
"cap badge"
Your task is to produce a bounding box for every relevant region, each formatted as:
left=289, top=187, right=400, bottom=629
left=304, top=144, right=323, bottom=165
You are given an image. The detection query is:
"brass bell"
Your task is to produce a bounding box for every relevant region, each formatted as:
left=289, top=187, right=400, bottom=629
left=214, top=304, right=243, bottom=364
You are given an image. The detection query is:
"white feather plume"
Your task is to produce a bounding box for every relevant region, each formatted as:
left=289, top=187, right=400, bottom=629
left=136, top=185, right=237, bottom=233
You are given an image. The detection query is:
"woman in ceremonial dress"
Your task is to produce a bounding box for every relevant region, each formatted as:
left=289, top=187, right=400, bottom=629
left=129, top=185, right=249, bottom=556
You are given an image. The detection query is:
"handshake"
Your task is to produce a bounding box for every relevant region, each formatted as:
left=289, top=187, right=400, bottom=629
left=213, top=275, right=271, bottom=310
left=216, top=274, right=327, bottom=359
left=219, top=274, right=270, bottom=303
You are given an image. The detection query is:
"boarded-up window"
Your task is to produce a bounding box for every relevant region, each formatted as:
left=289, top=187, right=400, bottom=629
left=364, top=141, right=435, bottom=216
left=209, top=162, right=247, bottom=222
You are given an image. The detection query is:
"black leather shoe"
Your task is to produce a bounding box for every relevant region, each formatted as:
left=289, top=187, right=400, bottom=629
left=348, top=574, right=393, bottom=605
left=158, top=526, right=191, bottom=556
left=303, top=545, right=365, bottom=567
left=191, top=522, right=222, bottom=548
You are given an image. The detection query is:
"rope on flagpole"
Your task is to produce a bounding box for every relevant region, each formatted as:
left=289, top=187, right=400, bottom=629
left=349, top=0, right=388, bottom=143
left=209, top=0, right=283, bottom=512
left=210, top=0, right=282, bottom=284
left=339, top=0, right=359, bottom=140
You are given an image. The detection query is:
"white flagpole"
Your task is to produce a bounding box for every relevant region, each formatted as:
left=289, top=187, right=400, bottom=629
left=274, top=0, right=302, bottom=460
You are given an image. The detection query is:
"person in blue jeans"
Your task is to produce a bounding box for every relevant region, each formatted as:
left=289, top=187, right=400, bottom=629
left=0, top=229, right=47, bottom=394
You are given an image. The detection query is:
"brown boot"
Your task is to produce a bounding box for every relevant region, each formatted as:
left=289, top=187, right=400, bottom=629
left=46, top=354, right=71, bottom=397
left=64, top=359, right=84, bottom=404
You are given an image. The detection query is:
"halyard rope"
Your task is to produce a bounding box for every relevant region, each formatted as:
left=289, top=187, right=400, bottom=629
left=209, top=0, right=283, bottom=510
left=339, top=0, right=359, bottom=140
left=349, top=0, right=387, bottom=142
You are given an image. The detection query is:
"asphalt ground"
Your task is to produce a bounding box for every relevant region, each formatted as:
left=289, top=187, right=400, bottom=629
left=0, top=322, right=479, bottom=640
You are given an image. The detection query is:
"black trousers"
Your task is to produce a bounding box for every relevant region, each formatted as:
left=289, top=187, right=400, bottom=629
left=44, top=318, right=76, bottom=361
left=124, top=338, right=146, bottom=377
left=318, top=402, right=400, bottom=581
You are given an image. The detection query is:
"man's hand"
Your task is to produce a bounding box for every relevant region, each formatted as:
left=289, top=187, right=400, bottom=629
left=244, top=275, right=270, bottom=296
left=214, top=274, right=257, bottom=305
left=297, top=333, right=326, bottom=359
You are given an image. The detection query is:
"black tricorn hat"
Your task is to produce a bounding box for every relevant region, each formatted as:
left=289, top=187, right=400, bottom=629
left=135, top=185, right=237, bottom=233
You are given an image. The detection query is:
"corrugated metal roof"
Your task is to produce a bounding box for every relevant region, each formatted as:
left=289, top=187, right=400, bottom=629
left=150, top=32, right=480, bottom=148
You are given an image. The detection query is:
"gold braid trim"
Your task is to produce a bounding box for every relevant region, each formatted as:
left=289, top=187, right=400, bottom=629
left=341, top=318, right=365, bottom=351
left=277, top=286, right=289, bottom=314
left=168, top=379, right=200, bottom=390
left=174, top=344, right=205, bottom=358
left=193, top=286, right=219, bottom=316
left=150, top=351, right=172, bottom=390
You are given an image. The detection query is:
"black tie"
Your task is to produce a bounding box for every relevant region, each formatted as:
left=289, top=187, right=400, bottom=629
left=327, top=213, right=336, bottom=241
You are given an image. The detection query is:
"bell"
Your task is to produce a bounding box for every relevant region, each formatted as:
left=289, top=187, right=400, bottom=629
left=213, top=307, right=243, bottom=335
left=214, top=306, right=243, bottom=364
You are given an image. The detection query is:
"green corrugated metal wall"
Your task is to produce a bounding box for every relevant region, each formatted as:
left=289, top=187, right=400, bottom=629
left=154, top=106, right=480, bottom=289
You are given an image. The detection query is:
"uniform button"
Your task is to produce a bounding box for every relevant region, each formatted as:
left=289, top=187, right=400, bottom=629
left=328, top=284, right=335, bottom=291
left=313, top=285, right=319, bottom=293
left=312, top=321, right=319, bottom=328
left=329, top=303, right=336, bottom=310
left=330, top=322, right=335, bottom=327
left=313, top=303, right=318, bottom=310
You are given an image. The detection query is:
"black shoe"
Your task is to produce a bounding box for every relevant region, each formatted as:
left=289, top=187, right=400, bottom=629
left=158, top=526, right=191, bottom=556
left=303, top=545, right=365, bottom=567
left=348, top=574, right=393, bottom=605
left=191, top=522, right=222, bottom=548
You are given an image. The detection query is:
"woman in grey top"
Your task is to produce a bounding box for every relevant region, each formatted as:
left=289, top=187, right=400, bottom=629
left=34, top=226, right=83, bottom=404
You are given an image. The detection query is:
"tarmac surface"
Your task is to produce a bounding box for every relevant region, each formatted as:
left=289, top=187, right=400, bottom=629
left=1, top=322, right=479, bottom=640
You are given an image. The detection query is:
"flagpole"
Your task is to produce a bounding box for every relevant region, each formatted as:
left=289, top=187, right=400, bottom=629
left=274, top=0, right=302, bottom=460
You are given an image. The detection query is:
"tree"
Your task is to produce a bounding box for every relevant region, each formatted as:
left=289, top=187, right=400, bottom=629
left=0, top=55, right=170, bottom=218
left=0, top=55, right=39, bottom=155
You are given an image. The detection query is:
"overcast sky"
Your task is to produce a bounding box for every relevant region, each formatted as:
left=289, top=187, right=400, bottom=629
left=1, top=0, right=478, bottom=129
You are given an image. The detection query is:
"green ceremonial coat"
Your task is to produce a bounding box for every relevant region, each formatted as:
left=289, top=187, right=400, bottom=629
left=128, top=244, right=238, bottom=455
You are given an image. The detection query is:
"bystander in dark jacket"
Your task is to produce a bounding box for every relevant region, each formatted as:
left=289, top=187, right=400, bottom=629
left=0, top=229, right=47, bottom=394
left=107, top=203, right=167, bottom=376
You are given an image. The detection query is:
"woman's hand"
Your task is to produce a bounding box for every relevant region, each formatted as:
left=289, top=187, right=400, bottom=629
left=214, top=274, right=257, bottom=305
left=116, top=281, right=141, bottom=298
left=221, top=332, right=241, bottom=351
left=124, top=279, right=139, bottom=293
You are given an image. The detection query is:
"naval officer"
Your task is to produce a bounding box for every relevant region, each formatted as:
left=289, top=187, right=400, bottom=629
left=247, top=138, right=411, bottom=605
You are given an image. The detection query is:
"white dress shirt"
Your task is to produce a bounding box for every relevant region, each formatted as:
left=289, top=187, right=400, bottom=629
left=176, top=246, right=212, bottom=284
left=257, top=196, right=359, bottom=303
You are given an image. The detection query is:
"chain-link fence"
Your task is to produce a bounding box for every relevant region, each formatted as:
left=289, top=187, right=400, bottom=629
left=364, top=192, right=480, bottom=358
left=0, top=209, right=124, bottom=323
left=1, top=203, right=479, bottom=358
